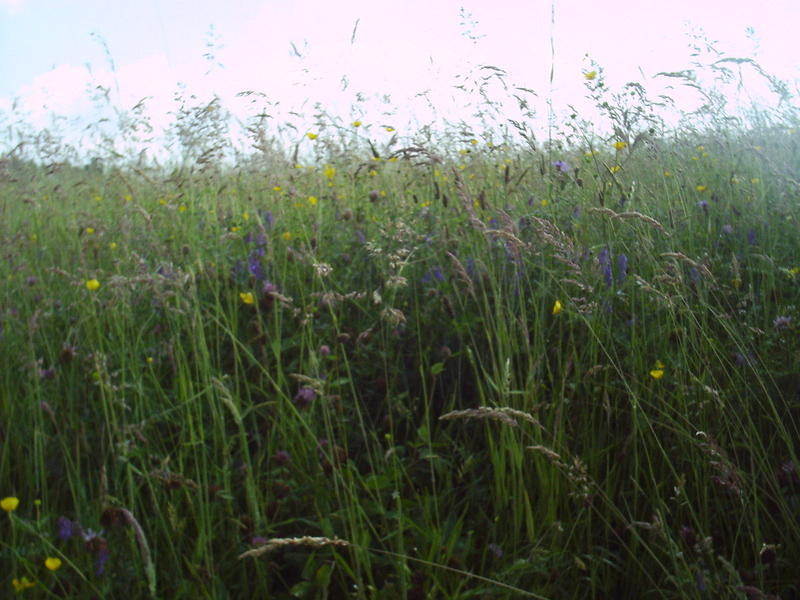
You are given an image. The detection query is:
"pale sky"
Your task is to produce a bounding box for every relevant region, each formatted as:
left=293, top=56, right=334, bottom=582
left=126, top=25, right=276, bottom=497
left=1, top=0, right=798, bottom=157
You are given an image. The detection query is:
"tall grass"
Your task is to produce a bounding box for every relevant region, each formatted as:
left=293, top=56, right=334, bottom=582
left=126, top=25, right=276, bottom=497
left=1, top=44, right=799, bottom=599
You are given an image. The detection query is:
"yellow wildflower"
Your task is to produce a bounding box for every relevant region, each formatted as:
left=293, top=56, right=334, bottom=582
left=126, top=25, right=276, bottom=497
left=384, top=126, right=394, bottom=132
left=12, top=577, right=36, bottom=591
left=44, top=557, right=61, bottom=571
left=85, top=279, right=100, bottom=291
left=85, top=227, right=95, bottom=235
left=1, top=496, right=19, bottom=512
left=352, top=120, right=362, bottom=127
left=306, top=132, right=317, bottom=140
left=470, top=139, right=478, bottom=145
left=282, top=231, right=292, bottom=241
left=552, top=300, right=562, bottom=315
left=308, top=196, right=317, bottom=206
left=273, top=185, right=282, bottom=192
left=613, top=141, right=627, bottom=150
left=585, top=70, right=597, bottom=80
left=240, top=292, right=255, bottom=305
left=650, top=360, right=665, bottom=379
left=610, top=165, right=621, bottom=174
left=696, top=185, right=707, bottom=192
left=109, top=242, right=117, bottom=250
left=323, top=165, right=336, bottom=178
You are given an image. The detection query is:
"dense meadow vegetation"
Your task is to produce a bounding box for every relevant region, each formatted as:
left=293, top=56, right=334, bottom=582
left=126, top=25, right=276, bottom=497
left=1, top=52, right=800, bottom=599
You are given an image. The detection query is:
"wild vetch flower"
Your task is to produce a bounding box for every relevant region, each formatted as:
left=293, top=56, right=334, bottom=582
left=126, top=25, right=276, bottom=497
left=552, top=160, right=570, bottom=173
left=1, top=496, right=19, bottom=512
left=57, top=516, right=78, bottom=541
left=617, top=253, right=628, bottom=285
left=294, top=386, right=315, bottom=409
left=44, top=557, right=62, bottom=571
left=598, top=247, right=613, bottom=288
left=95, top=547, right=110, bottom=576
left=248, top=254, right=267, bottom=282
left=85, top=278, right=100, bottom=291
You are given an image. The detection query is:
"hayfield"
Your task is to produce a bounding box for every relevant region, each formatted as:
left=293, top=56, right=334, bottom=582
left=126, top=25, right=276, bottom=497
left=1, top=55, right=800, bottom=599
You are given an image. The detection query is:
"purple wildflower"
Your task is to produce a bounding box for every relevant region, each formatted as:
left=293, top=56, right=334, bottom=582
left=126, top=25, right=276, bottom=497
left=773, top=315, right=792, bottom=330
left=248, top=253, right=267, bottom=282
left=95, top=547, right=110, bottom=576
left=488, top=543, right=503, bottom=558
left=432, top=266, right=445, bottom=282
left=599, top=247, right=613, bottom=288
left=355, top=230, right=366, bottom=244
left=747, top=228, right=757, bottom=245
left=57, top=516, right=77, bottom=541
left=319, top=344, right=331, bottom=357
left=259, top=210, right=274, bottom=228
left=572, top=205, right=580, bottom=220
left=39, top=367, right=56, bottom=380
left=527, top=195, right=535, bottom=207
left=722, top=224, right=733, bottom=234
left=697, top=200, right=709, bottom=213
left=294, top=386, right=316, bottom=409
left=466, top=257, right=476, bottom=278
left=272, top=450, right=291, bottom=466
left=617, top=253, right=628, bottom=285
left=552, top=160, right=571, bottom=173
